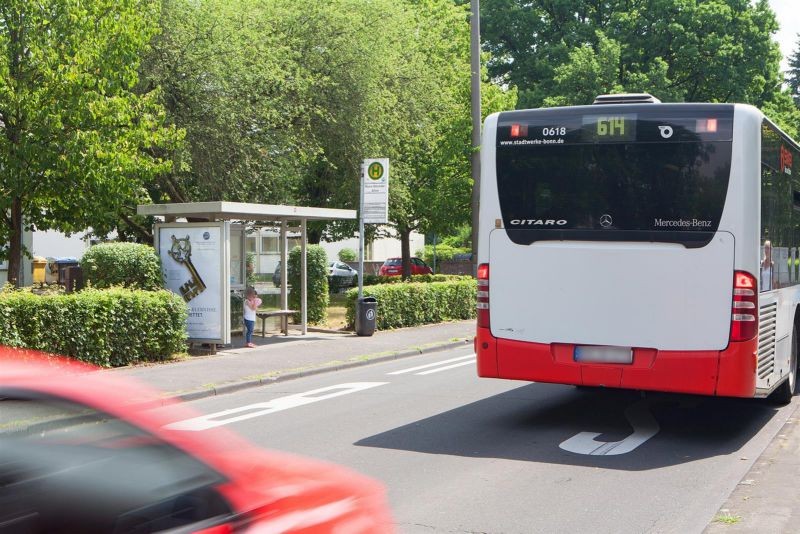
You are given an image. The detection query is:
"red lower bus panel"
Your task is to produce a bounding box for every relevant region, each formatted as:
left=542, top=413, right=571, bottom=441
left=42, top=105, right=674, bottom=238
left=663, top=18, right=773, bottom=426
left=476, top=327, right=499, bottom=377
left=715, top=339, right=757, bottom=397
left=478, top=332, right=759, bottom=398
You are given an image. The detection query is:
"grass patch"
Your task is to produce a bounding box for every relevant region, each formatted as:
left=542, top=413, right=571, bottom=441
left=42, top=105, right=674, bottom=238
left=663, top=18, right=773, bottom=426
left=714, top=514, right=741, bottom=525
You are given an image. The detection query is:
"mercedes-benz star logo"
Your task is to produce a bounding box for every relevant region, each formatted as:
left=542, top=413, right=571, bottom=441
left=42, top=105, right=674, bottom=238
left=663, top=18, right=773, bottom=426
left=599, top=214, right=613, bottom=228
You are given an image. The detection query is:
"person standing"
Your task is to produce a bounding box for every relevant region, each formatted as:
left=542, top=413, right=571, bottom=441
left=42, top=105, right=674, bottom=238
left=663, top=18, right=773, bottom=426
left=243, top=286, right=262, bottom=348
left=761, top=240, right=774, bottom=291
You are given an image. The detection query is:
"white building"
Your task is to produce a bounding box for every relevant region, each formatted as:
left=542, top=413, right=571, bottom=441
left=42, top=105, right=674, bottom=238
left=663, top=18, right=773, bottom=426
left=1, top=226, right=421, bottom=284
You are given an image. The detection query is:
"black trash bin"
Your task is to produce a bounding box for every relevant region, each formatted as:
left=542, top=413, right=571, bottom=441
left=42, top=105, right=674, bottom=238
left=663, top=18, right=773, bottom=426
left=355, top=297, right=377, bottom=337
left=55, top=258, right=79, bottom=286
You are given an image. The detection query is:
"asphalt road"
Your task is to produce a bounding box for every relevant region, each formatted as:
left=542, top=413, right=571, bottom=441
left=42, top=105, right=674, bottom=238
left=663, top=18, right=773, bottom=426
left=102, top=348, right=800, bottom=532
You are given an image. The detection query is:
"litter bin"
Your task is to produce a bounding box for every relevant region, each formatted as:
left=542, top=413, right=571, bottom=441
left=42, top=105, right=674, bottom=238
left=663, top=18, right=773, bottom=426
left=355, top=297, right=377, bottom=337
left=55, top=257, right=79, bottom=286
left=32, top=256, right=47, bottom=283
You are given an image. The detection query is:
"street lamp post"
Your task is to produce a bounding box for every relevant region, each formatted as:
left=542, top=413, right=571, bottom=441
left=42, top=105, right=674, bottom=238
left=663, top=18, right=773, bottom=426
left=470, top=0, right=481, bottom=275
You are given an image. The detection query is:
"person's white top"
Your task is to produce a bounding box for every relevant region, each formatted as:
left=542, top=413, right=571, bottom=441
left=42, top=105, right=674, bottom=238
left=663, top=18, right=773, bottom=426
left=243, top=297, right=261, bottom=321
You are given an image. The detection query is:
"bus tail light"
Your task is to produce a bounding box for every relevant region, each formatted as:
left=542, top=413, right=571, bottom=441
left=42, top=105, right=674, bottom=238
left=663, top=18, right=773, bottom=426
left=730, top=270, right=757, bottom=342
left=477, top=263, right=489, bottom=328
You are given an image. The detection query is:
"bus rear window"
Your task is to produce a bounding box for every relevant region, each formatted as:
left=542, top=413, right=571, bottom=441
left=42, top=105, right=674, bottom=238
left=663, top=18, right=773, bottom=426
left=495, top=106, right=734, bottom=248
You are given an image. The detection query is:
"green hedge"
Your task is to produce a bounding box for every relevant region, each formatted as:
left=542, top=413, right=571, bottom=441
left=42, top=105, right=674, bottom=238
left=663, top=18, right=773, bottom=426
left=345, top=279, right=477, bottom=330
left=416, top=244, right=471, bottom=266
left=288, top=245, right=328, bottom=324
left=81, top=242, right=163, bottom=290
left=363, top=274, right=472, bottom=286
left=0, top=288, right=188, bottom=367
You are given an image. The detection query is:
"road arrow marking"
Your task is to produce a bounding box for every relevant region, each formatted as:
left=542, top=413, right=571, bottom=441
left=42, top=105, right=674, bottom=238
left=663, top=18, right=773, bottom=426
left=165, top=382, right=387, bottom=431
left=558, top=399, right=660, bottom=456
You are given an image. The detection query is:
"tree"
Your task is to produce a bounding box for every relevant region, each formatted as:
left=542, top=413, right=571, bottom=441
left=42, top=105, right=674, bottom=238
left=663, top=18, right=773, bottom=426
left=481, top=0, right=782, bottom=108
left=382, top=0, right=515, bottom=277
left=0, top=0, right=180, bottom=285
left=788, top=36, right=800, bottom=108
left=135, top=0, right=319, bottom=223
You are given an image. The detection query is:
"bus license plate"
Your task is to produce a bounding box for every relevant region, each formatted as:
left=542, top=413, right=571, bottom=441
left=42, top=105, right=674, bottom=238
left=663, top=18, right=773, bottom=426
left=574, top=345, right=633, bottom=364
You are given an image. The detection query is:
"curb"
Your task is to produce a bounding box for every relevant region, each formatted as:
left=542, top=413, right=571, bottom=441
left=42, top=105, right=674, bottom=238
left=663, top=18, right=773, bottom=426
left=173, top=338, right=473, bottom=402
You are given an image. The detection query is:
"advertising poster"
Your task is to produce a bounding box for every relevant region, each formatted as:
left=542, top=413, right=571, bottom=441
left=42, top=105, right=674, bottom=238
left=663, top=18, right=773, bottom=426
left=157, top=222, right=230, bottom=344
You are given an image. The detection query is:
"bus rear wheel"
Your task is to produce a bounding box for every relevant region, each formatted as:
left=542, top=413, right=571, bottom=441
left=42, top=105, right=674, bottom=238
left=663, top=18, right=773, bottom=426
left=769, top=324, right=798, bottom=405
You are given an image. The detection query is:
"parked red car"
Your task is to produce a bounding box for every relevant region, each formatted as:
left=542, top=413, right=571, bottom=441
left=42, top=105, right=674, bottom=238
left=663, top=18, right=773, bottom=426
left=0, top=348, right=394, bottom=533
left=378, top=257, right=433, bottom=276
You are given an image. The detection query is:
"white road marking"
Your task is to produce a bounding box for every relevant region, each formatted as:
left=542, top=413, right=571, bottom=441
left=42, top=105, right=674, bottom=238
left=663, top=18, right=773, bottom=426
left=165, top=382, right=387, bottom=431
left=388, top=354, right=475, bottom=375
left=558, top=400, right=660, bottom=456
left=416, top=360, right=476, bottom=375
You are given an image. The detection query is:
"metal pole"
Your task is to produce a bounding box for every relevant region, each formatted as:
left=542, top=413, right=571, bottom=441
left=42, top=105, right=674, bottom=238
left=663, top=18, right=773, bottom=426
left=358, top=163, right=365, bottom=300
left=280, top=221, right=287, bottom=311
left=470, top=0, right=481, bottom=276
left=301, top=218, right=307, bottom=335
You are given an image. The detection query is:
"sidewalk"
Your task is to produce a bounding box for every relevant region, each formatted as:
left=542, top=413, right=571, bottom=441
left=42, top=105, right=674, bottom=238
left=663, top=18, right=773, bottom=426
left=111, top=320, right=475, bottom=401
left=704, top=402, right=800, bottom=533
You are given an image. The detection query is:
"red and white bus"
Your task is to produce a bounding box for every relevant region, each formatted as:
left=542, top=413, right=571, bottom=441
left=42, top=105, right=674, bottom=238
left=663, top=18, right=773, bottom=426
left=476, top=94, right=800, bottom=403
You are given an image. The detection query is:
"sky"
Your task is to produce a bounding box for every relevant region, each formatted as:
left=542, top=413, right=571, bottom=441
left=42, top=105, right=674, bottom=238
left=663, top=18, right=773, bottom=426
left=770, top=0, right=800, bottom=72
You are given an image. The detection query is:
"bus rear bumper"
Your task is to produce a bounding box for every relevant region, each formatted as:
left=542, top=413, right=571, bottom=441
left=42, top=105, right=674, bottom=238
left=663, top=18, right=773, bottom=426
left=476, top=327, right=757, bottom=398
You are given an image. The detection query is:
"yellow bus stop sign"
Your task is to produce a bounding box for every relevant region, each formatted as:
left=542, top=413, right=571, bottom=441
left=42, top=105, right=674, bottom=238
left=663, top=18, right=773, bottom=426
left=367, top=161, right=384, bottom=180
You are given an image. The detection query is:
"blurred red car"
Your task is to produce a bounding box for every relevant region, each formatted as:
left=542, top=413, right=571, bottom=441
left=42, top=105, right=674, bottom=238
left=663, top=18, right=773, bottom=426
left=378, top=257, right=432, bottom=276
left=0, top=348, right=393, bottom=533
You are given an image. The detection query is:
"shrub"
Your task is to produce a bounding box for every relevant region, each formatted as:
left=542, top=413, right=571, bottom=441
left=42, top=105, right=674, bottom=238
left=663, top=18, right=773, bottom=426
left=338, top=248, right=357, bottom=262
left=81, top=242, right=163, bottom=290
left=246, top=252, right=257, bottom=285
left=288, top=245, right=329, bottom=324
left=345, top=279, right=476, bottom=330
left=0, top=288, right=187, bottom=367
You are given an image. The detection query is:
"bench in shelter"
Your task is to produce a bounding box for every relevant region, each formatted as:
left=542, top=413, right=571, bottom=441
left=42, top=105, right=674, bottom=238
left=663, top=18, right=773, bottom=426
left=256, top=310, right=296, bottom=337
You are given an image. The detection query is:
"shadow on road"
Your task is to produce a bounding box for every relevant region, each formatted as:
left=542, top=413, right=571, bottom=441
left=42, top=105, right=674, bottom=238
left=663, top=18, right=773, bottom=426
left=355, top=383, right=782, bottom=470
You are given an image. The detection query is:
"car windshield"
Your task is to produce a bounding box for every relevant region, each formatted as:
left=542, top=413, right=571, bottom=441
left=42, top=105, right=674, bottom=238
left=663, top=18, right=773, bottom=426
left=385, top=259, right=401, bottom=266
left=0, top=392, right=232, bottom=531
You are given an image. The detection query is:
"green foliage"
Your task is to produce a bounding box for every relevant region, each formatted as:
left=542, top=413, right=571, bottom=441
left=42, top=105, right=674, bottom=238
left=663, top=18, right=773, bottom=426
left=345, top=280, right=477, bottom=329
left=789, top=37, right=800, bottom=108
left=138, top=0, right=314, bottom=209
left=287, top=245, right=329, bottom=324
left=81, top=243, right=163, bottom=290
left=383, top=0, right=516, bottom=265
left=362, top=274, right=472, bottom=286
left=482, top=0, right=783, bottom=109
left=440, top=225, right=472, bottom=249
left=246, top=252, right=257, bottom=285
left=416, top=244, right=471, bottom=266
left=338, top=248, right=357, bottom=262
left=0, top=288, right=187, bottom=366
left=0, top=0, right=182, bottom=284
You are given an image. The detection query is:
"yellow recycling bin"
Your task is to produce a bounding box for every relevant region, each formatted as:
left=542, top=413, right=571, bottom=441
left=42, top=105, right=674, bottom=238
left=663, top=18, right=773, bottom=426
left=32, top=256, right=47, bottom=283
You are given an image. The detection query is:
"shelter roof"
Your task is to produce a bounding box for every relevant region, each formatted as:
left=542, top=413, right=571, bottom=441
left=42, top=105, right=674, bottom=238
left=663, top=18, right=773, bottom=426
left=137, top=201, right=355, bottom=222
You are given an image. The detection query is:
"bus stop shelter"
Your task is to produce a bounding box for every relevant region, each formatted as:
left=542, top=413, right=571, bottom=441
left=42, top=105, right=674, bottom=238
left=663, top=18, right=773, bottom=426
left=138, top=201, right=356, bottom=338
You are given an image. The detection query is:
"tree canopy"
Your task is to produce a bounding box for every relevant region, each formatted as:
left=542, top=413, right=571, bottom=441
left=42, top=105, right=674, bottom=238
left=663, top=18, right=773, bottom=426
left=0, top=0, right=180, bottom=285
left=482, top=0, right=783, bottom=108
left=133, top=0, right=516, bottom=274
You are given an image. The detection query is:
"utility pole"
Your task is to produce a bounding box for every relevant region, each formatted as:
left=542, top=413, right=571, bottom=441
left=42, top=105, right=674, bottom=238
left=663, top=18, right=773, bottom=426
left=470, top=0, right=481, bottom=275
